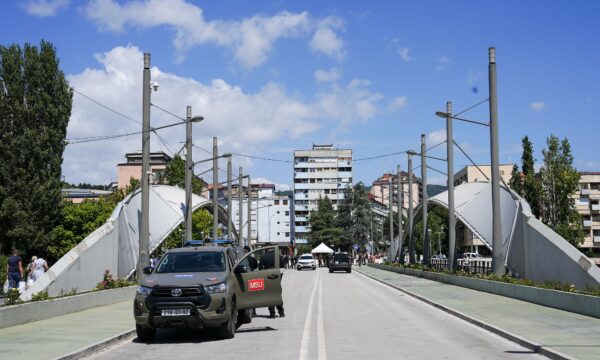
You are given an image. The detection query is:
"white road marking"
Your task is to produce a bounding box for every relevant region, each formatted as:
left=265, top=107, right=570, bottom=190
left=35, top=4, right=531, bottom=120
left=299, top=269, right=320, bottom=360
left=317, top=270, right=327, bottom=360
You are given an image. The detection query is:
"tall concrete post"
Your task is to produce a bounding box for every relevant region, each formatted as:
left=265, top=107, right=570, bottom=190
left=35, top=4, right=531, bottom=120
left=138, top=52, right=151, bottom=281
left=247, top=175, right=252, bottom=247
left=184, top=105, right=193, bottom=245
left=212, top=137, right=218, bottom=241
left=408, top=152, right=415, bottom=264
left=397, top=164, right=404, bottom=263
left=489, top=47, right=503, bottom=275
left=227, top=156, right=232, bottom=241
left=446, top=101, right=456, bottom=270
left=238, top=167, right=244, bottom=245
left=388, top=176, right=394, bottom=262
left=421, top=134, right=430, bottom=267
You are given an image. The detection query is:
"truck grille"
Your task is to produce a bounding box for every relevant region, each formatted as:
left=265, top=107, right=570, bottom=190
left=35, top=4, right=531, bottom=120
left=152, top=287, right=203, bottom=297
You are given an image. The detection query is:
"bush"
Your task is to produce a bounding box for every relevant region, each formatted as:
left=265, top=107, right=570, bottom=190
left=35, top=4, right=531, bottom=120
left=5, top=289, right=22, bottom=305
left=95, top=270, right=133, bottom=290
left=0, top=254, right=7, bottom=293
left=30, top=290, right=50, bottom=302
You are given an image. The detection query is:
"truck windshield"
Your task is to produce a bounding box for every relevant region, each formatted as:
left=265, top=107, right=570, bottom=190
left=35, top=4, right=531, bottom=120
left=155, top=252, right=225, bottom=273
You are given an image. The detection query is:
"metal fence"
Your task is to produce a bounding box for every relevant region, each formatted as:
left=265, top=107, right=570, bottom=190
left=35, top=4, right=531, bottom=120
left=430, top=258, right=492, bottom=274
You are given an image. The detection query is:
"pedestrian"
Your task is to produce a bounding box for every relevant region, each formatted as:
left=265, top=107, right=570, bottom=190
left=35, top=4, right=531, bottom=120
left=30, top=256, right=48, bottom=282
left=6, top=249, right=23, bottom=290
left=268, top=250, right=285, bottom=319
left=283, top=254, right=289, bottom=269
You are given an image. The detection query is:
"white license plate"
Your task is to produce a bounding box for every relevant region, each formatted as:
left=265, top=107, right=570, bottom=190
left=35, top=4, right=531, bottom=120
left=161, top=309, right=191, bottom=317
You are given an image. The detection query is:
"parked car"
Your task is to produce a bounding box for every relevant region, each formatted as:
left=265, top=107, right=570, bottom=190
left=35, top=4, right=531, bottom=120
left=329, top=252, right=351, bottom=273
left=296, top=254, right=317, bottom=270
left=431, top=254, right=447, bottom=260
left=133, top=245, right=283, bottom=341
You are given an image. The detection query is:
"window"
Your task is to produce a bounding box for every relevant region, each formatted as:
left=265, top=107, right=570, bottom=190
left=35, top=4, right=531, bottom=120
left=274, top=200, right=280, bottom=205
left=285, top=211, right=289, bottom=216
left=277, top=211, right=280, bottom=214
left=285, top=232, right=290, bottom=237
left=283, top=199, right=288, bottom=205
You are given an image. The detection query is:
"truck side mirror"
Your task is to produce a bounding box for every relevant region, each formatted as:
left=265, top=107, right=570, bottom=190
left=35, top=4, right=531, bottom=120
left=234, top=265, right=248, bottom=274
left=143, top=266, right=154, bottom=275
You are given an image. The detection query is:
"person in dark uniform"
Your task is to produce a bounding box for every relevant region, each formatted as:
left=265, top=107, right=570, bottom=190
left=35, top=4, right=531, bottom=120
left=262, top=244, right=285, bottom=318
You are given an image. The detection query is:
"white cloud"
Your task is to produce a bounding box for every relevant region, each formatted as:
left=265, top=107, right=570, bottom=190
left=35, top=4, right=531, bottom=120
left=388, top=96, right=408, bottom=111
left=314, top=67, right=341, bottom=83
left=398, top=47, right=412, bottom=62
left=427, top=129, right=446, bottom=144
left=22, top=0, right=69, bottom=17
left=309, top=17, right=346, bottom=61
left=83, top=0, right=344, bottom=68
left=435, top=57, right=450, bottom=71
left=64, top=46, right=383, bottom=184
left=529, top=101, right=545, bottom=111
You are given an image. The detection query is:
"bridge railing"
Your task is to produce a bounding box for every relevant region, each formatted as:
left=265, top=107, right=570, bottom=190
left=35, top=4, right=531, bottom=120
left=429, top=258, right=492, bottom=274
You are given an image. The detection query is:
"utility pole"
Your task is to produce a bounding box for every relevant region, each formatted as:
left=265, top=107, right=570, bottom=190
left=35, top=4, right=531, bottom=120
left=184, top=105, right=193, bottom=245
left=388, top=176, right=394, bottom=262
left=489, top=47, right=503, bottom=276
left=421, top=134, right=430, bottom=267
left=238, top=167, right=244, bottom=246
left=446, top=101, right=456, bottom=270
left=397, top=164, right=404, bottom=263
left=247, top=175, right=252, bottom=247
left=408, top=152, right=415, bottom=264
left=212, top=137, right=219, bottom=241
left=138, top=52, right=151, bottom=281
left=227, top=156, right=232, bottom=241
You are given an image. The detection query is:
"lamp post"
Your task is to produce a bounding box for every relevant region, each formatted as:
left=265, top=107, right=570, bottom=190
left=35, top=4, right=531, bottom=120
left=397, top=164, right=404, bottom=263
left=407, top=151, right=416, bottom=264
left=421, top=134, right=430, bottom=267
left=139, top=52, right=151, bottom=281
left=185, top=106, right=204, bottom=243
left=238, top=169, right=248, bottom=246
left=212, top=137, right=218, bottom=241
left=227, top=156, right=232, bottom=241
left=189, top=152, right=232, bottom=244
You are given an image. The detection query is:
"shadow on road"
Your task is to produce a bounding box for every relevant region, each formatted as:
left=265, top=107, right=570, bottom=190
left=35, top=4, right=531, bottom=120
left=131, top=325, right=277, bottom=344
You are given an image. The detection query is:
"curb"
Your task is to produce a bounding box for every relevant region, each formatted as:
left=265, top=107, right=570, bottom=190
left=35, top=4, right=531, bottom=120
left=54, top=328, right=135, bottom=360
left=354, top=268, right=575, bottom=360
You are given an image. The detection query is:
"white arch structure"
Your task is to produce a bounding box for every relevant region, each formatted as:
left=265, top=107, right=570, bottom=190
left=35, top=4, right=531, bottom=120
left=22, top=185, right=236, bottom=300
left=413, top=182, right=600, bottom=289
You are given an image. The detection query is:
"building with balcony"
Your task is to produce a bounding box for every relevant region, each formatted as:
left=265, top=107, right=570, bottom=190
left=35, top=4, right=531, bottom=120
left=293, top=144, right=353, bottom=242
left=454, top=164, right=514, bottom=186
left=573, top=172, right=600, bottom=255
left=116, top=151, right=172, bottom=189
left=369, top=172, right=421, bottom=215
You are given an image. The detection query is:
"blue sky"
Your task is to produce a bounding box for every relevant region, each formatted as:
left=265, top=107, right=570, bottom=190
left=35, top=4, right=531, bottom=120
left=2, top=0, right=599, bottom=188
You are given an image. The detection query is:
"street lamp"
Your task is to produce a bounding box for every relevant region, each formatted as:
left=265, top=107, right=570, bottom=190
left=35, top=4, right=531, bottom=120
left=184, top=107, right=204, bottom=244
left=189, top=152, right=232, bottom=243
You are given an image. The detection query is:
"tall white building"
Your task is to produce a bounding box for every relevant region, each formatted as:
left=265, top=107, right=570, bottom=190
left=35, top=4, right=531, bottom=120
left=293, top=144, right=353, bottom=243
left=230, top=184, right=292, bottom=246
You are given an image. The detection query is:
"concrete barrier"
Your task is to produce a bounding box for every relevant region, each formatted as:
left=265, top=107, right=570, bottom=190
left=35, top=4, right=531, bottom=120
left=371, top=264, right=600, bottom=319
left=0, top=286, right=136, bottom=329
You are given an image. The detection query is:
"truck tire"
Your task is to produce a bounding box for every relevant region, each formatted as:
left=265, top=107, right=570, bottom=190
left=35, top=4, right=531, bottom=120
left=218, top=301, right=236, bottom=339
left=136, top=324, right=156, bottom=342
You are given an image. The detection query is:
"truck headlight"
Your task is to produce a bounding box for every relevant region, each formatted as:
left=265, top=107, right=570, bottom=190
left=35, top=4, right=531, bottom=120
left=205, top=282, right=227, bottom=294
left=136, top=286, right=153, bottom=295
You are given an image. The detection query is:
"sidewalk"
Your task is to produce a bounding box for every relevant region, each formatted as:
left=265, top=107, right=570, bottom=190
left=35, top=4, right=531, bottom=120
left=356, top=266, right=600, bottom=360
left=0, top=301, right=133, bottom=360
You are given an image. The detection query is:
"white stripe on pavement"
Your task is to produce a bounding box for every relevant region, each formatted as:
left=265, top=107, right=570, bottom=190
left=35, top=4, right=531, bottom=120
left=299, top=269, right=320, bottom=360
left=317, top=270, right=327, bottom=360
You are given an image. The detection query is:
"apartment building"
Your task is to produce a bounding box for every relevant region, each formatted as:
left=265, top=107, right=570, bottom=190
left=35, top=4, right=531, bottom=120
left=454, top=164, right=514, bottom=186
left=116, top=151, right=172, bottom=189
left=573, top=172, right=600, bottom=253
left=369, top=172, right=421, bottom=215
left=293, top=144, right=353, bottom=243
left=230, top=185, right=292, bottom=246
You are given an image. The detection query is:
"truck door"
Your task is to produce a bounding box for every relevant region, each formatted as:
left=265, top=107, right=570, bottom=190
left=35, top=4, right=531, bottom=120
left=233, top=246, right=283, bottom=310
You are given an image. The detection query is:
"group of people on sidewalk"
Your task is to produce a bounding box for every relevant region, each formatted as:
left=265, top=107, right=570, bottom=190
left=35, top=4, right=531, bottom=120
left=5, top=249, right=48, bottom=292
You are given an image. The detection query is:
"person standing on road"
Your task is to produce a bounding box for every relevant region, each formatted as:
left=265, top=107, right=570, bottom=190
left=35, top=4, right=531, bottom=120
left=6, top=249, right=23, bottom=289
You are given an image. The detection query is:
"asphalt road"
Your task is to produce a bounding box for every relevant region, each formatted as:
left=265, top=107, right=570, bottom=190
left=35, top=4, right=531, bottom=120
left=87, top=267, right=546, bottom=360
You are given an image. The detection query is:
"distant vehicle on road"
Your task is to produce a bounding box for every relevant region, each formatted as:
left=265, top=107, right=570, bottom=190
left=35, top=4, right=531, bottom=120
left=431, top=254, right=447, bottom=260
left=133, top=245, right=283, bottom=341
left=329, top=252, right=351, bottom=273
left=462, top=252, right=484, bottom=259
left=296, top=254, right=317, bottom=270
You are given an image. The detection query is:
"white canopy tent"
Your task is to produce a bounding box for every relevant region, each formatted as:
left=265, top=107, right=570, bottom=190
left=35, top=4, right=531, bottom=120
left=311, top=242, right=334, bottom=254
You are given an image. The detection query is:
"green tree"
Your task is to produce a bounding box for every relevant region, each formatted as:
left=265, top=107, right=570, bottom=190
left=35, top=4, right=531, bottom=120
left=539, top=135, right=583, bottom=246
left=0, top=40, right=72, bottom=255
left=157, top=154, right=204, bottom=194
left=308, top=196, right=343, bottom=248
left=110, top=177, right=140, bottom=203
left=47, top=199, right=114, bottom=263
left=156, top=209, right=213, bottom=254
left=348, top=183, right=372, bottom=250
left=508, top=164, right=523, bottom=196
left=521, top=136, right=542, bottom=217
